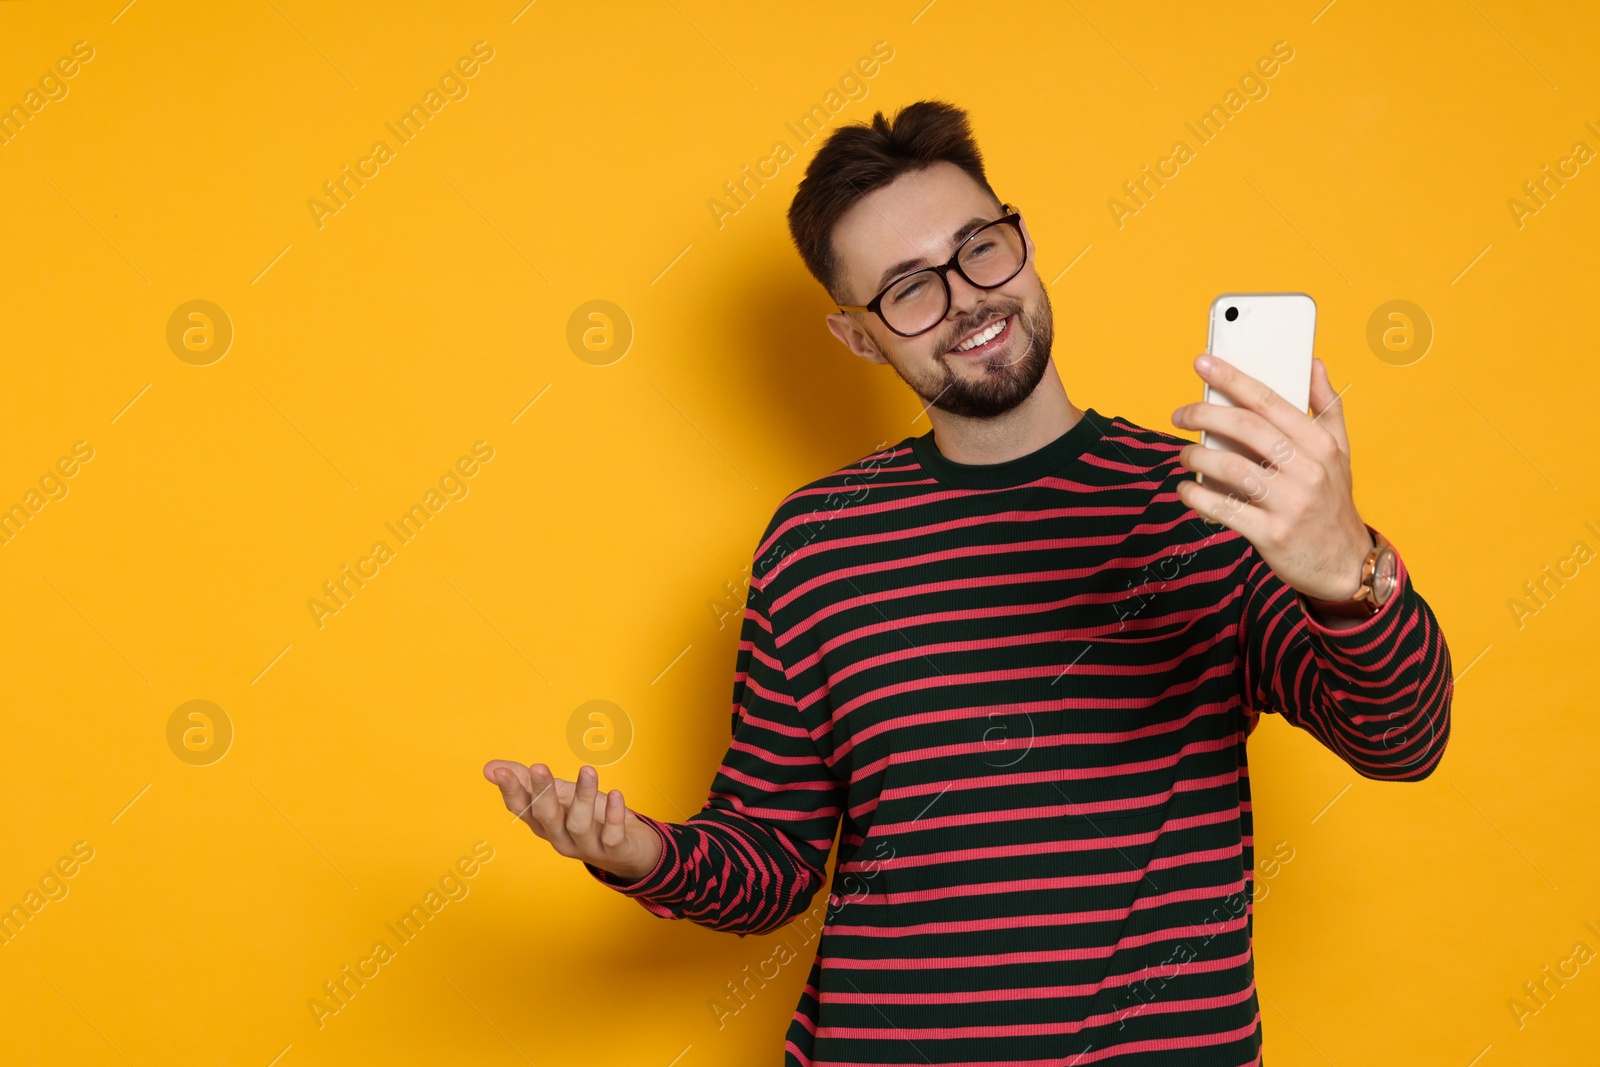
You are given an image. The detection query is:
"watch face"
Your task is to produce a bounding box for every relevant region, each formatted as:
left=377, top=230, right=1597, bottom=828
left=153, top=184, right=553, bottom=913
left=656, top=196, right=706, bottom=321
left=1372, top=547, right=1398, bottom=605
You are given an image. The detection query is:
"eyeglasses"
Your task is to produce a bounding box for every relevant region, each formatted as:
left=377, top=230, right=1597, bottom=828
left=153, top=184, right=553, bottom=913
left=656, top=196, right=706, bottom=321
left=837, top=204, right=1028, bottom=337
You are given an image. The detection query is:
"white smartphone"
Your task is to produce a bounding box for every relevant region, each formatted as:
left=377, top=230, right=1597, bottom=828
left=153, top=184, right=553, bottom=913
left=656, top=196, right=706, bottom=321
left=1197, top=292, right=1316, bottom=489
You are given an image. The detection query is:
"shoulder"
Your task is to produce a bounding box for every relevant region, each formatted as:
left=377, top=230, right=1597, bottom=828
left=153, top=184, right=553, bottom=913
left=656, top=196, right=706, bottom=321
left=1085, top=410, right=1194, bottom=481
left=748, top=437, right=928, bottom=583
left=1092, top=410, right=1255, bottom=561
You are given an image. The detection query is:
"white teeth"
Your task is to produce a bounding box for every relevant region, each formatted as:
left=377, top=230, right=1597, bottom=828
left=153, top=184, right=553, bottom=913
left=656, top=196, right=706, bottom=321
left=955, top=317, right=1006, bottom=352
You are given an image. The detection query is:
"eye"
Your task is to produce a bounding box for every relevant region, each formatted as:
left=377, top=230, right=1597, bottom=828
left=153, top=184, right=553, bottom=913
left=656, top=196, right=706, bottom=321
left=889, top=278, right=927, bottom=303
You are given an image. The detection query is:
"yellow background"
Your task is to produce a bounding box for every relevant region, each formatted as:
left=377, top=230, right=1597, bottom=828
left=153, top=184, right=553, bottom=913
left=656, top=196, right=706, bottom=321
left=1, top=1, right=1596, bottom=1063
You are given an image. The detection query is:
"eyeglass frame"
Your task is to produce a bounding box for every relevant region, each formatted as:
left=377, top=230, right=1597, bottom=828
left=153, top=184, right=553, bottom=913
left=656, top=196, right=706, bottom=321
left=835, top=203, right=1029, bottom=338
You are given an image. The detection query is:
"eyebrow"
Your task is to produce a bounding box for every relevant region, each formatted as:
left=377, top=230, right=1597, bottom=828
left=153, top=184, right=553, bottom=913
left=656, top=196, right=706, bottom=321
left=870, top=214, right=996, bottom=295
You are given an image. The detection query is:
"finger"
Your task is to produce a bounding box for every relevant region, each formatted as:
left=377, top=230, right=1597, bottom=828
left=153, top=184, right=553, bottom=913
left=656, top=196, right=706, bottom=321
left=483, top=759, right=520, bottom=785
left=526, top=763, right=578, bottom=849
left=1177, top=443, right=1287, bottom=513
left=1196, top=354, right=1316, bottom=446
left=1173, top=401, right=1291, bottom=470
left=1307, top=358, right=1351, bottom=457
left=1175, top=476, right=1271, bottom=541
left=599, top=789, right=628, bottom=850
left=567, top=764, right=599, bottom=839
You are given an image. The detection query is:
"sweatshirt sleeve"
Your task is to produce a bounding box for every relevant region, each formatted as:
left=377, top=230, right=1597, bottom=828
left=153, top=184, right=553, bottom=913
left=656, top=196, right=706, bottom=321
left=582, top=571, right=845, bottom=936
left=1238, top=525, right=1453, bottom=780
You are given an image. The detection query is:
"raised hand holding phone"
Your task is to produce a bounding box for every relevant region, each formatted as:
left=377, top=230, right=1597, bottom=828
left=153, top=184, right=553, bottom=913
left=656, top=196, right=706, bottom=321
left=1170, top=296, right=1377, bottom=611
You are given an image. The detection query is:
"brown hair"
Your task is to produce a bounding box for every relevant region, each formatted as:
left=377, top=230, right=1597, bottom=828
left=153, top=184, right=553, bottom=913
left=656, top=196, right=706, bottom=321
left=785, top=99, right=1001, bottom=304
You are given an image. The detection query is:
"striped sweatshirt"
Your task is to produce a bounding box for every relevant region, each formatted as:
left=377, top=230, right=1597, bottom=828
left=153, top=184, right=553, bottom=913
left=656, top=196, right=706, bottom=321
left=586, top=407, right=1453, bottom=1066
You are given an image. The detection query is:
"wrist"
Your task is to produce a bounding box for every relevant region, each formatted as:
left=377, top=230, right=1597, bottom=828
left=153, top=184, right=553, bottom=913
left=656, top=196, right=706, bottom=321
left=598, top=817, right=667, bottom=884
left=1300, top=524, right=1398, bottom=620
left=1323, top=525, right=1374, bottom=598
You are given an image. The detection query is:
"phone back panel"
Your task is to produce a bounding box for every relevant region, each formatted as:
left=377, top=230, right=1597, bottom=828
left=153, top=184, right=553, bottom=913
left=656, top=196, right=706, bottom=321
left=1200, top=292, right=1316, bottom=460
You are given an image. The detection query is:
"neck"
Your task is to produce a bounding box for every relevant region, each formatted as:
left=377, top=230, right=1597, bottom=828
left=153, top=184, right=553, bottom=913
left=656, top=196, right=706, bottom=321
left=925, top=362, right=1084, bottom=465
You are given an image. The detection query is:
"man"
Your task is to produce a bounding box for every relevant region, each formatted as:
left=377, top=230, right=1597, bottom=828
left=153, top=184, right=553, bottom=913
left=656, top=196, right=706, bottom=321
left=484, top=100, right=1452, bottom=1065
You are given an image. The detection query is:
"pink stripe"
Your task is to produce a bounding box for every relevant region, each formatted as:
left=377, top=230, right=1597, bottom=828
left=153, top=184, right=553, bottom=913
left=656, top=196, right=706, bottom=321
left=817, top=986, right=1257, bottom=1041
left=833, top=843, right=1242, bottom=907
left=836, top=808, right=1242, bottom=878
left=817, top=947, right=1252, bottom=1003
left=822, top=912, right=1250, bottom=968
left=821, top=657, right=1238, bottom=726
left=835, top=677, right=1233, bottom=773
left=772, top=516, right=1236, bottom=618
left=803, top=1013, right=1260, bottom=1067
left=778, top=557, right=1248, bottom=649
left=826, top=872, right=1246, bottom=936
left=865, top=769, right=1242, bottom=835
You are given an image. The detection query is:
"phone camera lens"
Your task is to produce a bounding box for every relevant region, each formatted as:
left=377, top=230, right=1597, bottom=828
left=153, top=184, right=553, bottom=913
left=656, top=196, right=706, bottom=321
left=1225, top=306, right=1239, bottom=322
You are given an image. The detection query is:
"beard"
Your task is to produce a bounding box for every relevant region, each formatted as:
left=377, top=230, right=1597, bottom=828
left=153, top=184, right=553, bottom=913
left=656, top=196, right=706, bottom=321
left=892, top=289, right=1055, bottom=420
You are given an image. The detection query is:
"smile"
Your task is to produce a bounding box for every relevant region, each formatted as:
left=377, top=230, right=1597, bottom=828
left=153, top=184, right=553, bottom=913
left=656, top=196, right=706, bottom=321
left=950, top=314, right=1013, bottom=355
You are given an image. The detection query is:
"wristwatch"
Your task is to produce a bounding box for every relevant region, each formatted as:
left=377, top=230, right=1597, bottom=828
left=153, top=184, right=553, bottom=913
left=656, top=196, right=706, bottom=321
left=1301, top=527, right=1398, bottom=618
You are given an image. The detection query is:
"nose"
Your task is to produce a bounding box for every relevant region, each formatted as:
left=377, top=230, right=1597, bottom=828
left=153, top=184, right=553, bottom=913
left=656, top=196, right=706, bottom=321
left=944, top=269, right=986, bottom=321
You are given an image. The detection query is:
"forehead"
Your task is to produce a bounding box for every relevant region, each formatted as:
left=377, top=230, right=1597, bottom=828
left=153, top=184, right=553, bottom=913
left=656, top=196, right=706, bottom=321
left=831, top=161, right=1001, bottom=300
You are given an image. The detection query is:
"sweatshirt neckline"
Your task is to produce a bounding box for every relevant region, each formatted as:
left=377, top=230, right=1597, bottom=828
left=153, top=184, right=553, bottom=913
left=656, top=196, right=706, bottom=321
left=911, top=408, right=1107, bottom=489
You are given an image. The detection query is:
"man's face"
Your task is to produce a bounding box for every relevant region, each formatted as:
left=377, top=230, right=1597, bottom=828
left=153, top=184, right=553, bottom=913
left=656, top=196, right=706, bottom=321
left=824, top=161, right=1053, bottom=419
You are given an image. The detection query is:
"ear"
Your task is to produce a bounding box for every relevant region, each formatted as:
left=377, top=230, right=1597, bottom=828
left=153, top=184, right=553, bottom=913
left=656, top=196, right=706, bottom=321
left=1017, top=211, right=1038, bottom=269
left=825, top=312, right=890, bottom=365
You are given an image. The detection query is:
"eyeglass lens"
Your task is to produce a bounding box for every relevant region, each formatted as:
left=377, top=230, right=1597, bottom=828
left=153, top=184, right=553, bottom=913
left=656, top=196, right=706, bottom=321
left=880, top=219, right=1025, bottom=335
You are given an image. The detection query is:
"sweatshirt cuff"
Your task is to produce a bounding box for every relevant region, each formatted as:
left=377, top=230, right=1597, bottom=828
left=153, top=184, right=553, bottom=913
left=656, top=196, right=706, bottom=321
left=582, top=812, right=681, bottom=912
left=1296, top=536, right=1427, bottom=686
